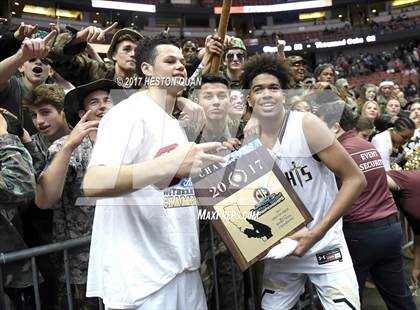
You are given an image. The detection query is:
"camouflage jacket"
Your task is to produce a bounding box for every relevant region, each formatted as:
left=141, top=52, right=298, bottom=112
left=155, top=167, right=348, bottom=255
left=222, top=71, right=241, bottom=89
left=0, top=134, right=36, bottom=288
left=47, top=32, right=115, bottom=87
left=184, top=119, right=242, bottom=143
left=47, top=135, right=94, bottom=284
left=376, top=95, right=390, bottom=108
left=24, top=132, right=51, bottom=179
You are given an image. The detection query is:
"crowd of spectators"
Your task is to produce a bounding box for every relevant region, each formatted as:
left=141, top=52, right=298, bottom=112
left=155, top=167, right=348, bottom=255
left=0, top=18, right=419, bottom=310
left=319, top=42, right=420, bottom=82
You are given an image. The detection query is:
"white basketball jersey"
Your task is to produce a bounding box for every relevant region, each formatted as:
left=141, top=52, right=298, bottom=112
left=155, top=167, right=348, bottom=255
left=266, top=111, right=353, bottom=273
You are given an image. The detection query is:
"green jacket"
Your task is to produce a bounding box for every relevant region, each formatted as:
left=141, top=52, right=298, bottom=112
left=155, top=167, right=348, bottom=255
left=48, top=32, right=115, bottom=87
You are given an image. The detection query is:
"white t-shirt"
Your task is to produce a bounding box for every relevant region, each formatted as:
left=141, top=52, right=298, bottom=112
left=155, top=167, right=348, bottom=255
left=86, top=92, right=200, bottom=309
left=266, top=111, right=352, bottom=274
left=371, top=130, right=392, bottom=171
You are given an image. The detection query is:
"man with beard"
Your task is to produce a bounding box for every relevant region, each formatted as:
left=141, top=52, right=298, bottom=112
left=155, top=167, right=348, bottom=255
left=0, top=30, right=56, bottom=133
left=35, top=79, right=121, bottom=310
left=48, top=24, right=143, bottom=88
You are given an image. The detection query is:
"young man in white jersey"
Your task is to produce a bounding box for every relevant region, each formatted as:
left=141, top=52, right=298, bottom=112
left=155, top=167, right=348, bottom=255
left=82, top=35, right=225, bottom=310
left=240, top=54, right=366, bottom=310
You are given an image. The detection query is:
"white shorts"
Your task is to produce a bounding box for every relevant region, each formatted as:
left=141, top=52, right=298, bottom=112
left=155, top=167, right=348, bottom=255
left=261, top=267, right=360, bottom=310
left=105, top=270, right=207, bottom=310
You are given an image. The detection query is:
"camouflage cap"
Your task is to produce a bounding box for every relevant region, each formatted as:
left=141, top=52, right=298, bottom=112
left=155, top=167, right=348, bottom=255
left=107, top=28, right=144, bottom=59
left=287, top=55, right=306, bottom=65
left=227, top=37, right=246, bottom=52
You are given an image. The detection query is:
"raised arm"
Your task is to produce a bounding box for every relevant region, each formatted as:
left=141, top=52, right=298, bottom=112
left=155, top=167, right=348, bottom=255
left=0, top=23, right=38, bottom=61
left=0, top=30, right=56, bottom=91
left=47, top=24, right=117, bottom=86
left=36, top=112, right=98, bottom=209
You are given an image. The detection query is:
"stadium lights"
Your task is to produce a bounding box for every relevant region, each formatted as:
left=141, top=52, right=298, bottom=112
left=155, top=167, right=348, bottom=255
left=91, top=0, right=156, bottom=13
left=22, top=5, right=83, bottom=19
left=293, top=43, right=303, bottom=51
left=392, top=0, right=420, bottom=8
left=299, top=11, right=326, bottom=21
left=262, top=35, right=377, bottom=52
left=215, top=0, right=332, bottom=14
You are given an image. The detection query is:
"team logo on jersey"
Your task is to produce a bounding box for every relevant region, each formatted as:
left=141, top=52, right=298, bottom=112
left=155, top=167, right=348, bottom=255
left=284, top=161, right=313, bottom=188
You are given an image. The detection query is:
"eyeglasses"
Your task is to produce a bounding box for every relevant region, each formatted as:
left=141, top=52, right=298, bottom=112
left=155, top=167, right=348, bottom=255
left=226, top=52, right=245, bottom=62
left=183, top=47, right=197, bottom=53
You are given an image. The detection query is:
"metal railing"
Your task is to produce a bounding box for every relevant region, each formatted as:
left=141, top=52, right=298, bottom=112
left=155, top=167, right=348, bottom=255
left=0, top=215, right=414, bottom=310
left=0, top=236, right=103, bottom=310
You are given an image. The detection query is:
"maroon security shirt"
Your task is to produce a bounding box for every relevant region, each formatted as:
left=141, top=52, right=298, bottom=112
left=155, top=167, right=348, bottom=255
left=338, top=130, right=397, bottom=223
left=387, top=170, right=420, bottom=221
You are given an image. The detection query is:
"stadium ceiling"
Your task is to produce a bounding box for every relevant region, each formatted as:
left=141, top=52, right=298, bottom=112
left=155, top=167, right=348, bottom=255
left=14, top=0, right=391, bottom=11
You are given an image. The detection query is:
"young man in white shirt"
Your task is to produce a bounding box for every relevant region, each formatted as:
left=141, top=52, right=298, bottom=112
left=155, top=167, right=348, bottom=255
left=240, top=54, right=366, bottom=310
left=83, top=35, right=225, bottom=310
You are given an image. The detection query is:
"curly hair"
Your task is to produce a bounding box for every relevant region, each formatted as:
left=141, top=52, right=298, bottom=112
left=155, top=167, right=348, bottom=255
left=240, top=53, right=293, bottom=90
left=135, top=34, right=180, bottom=79
left=23, top=84, right=65, bottom=112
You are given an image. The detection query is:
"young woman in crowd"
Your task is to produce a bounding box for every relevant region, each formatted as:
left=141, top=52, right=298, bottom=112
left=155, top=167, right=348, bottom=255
left=371, top=116, right=416, bottom=170
left=360, top=100, right=381, bottom=122
left=385, top=98, right=402, bottom=118
left=357, top=83, right=377, bottom=106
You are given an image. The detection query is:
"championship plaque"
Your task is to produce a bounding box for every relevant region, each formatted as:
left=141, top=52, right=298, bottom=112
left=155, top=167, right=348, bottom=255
left=193, top=139, right=312, bottom=271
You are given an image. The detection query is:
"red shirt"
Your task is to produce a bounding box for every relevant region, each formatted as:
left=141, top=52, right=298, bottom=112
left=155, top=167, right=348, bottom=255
left=387, top=170, right=420, bottom=220
left=338, top=130, right=397, bottom=223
